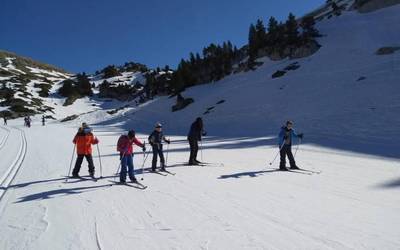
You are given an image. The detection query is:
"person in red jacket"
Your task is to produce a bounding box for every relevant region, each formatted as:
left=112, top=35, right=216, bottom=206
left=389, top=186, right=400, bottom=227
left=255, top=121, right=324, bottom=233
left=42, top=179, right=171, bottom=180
left=117, top=130, right=146, bottom=183
left=72, top=123, right=99, bottom=178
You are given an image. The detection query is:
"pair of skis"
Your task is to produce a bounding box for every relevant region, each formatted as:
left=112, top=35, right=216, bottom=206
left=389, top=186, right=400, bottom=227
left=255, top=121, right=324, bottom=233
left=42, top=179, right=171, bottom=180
left=271, top=168, right=321, bottom=175
left=109, top=180, right=147, bottom=189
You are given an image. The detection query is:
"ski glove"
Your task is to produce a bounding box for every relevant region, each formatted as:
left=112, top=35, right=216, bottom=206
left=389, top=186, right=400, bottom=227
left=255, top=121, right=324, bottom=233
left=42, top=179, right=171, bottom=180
left=298, top=133, right=304, bottom=139
left=202, top=131, right=207, bottom=136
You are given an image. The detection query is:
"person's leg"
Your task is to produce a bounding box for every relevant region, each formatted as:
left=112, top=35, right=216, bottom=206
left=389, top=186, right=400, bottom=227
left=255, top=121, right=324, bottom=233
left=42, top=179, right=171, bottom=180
left=287, top=146, right=298, bottom=169
left=188, top=139, right=195, bottom=163
left=127, top=154, right=136, bottom=181
left=279, top=145, right=287, bottom=170
left=152, top=145, right=158, bottom=171
left=85, top=154, right=95, bottom=176
left=72, top=155, right=84, bottom=176
left=120, top=155, right=128, bottom=182
left=193, top=140, right=199, bottom=162
left=158, top=145, right=165, bottom=169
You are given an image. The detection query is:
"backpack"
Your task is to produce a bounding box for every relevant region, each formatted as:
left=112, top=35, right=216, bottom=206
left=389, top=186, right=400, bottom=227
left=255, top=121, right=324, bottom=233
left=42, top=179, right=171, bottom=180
left=117, top=135, right=129, bottom=152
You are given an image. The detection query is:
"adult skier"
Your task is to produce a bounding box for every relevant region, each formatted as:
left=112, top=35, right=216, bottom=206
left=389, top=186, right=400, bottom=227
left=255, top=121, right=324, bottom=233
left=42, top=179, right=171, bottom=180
left=278, top=120, right=303, bottom=170
left=72, top=123, right=99, bottom=178
left=148, top=122, right=170, bottom=171
left=116, top=130, right=146, bottom=183
left=42, top=115, right=46, bottom=126
left=3, top=115, right=6, bottom=125
left=187, top=117, right=206, bottom=165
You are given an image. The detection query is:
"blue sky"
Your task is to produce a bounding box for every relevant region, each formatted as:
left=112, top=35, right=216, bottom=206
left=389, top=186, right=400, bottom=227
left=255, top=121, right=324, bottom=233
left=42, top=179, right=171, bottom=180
left=0, top=0, right=325, bottom=73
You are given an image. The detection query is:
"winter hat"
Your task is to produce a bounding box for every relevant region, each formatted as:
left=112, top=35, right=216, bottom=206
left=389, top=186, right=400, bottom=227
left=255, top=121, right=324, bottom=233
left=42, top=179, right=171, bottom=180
left=286, top=120, right=293, bottom=126
left=128, top=130, right=135, bottom=138
left=82, top=122, right=88, bottom=128
left=155, top=122, right=162, bottom=128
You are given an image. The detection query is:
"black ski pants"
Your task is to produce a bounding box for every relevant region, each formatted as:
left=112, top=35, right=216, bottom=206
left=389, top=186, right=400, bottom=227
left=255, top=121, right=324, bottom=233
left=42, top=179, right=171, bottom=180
left=73, top=154, right=95, bottom=175
left=152, top=144, right=165, bottom=170
left=188, top=138, right=199, bottom=163
left=279, top=144, right=296, bottom=168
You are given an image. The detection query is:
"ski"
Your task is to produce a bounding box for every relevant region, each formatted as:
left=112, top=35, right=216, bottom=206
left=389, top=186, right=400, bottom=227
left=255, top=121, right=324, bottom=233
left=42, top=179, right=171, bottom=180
left=160, top=169, right=176, bottom=176
left=199, top=163, right=224, bottom=167
left=108, top=180, right=147, bottom=189
left=64, top=175, right=98, bottom=182
left=296, top=168, right=321, bottom=174
left=148, top=170, right=168, bottom=176
left=276, top=169, right=313, bottom=175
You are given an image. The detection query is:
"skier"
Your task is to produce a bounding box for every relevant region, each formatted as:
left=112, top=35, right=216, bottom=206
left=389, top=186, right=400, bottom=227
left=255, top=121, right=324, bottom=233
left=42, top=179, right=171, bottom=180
left=148, top=122, right=170, bottom=171
left=116, top=130, right=146, bottom=183
left=72, top=123, right=99, bottom=178
left=187, top=117, right=206, bottom=165
left=25, top=116, right=31, bottom=128
left=42, top=115, right=45, bottom=126
left=3, top=115, right=7, bottom=125
left=278, top=120, right=303, bottom=170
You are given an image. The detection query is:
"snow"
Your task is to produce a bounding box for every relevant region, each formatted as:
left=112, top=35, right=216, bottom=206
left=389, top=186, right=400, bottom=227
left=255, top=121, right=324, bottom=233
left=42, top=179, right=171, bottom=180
left=0, top=3, right=400, bottom=250
left=25, top=66, right=69, bottom=79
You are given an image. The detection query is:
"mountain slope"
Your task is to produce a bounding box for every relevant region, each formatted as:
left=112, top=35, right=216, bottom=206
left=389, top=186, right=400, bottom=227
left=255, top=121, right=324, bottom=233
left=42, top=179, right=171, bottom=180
left=0, top=50, right=71, bottom=118
left=0, top=2, right=399, bottom=250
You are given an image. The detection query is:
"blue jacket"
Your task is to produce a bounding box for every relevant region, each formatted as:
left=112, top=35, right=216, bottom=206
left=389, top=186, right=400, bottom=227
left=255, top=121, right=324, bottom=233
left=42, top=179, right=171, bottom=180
left=278, top=126, right=300, bottom=146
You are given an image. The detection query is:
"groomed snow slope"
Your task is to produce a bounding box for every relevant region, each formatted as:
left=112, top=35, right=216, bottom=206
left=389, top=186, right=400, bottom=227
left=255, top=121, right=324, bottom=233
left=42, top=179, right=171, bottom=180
left=0, top=4, right=399, bottom=250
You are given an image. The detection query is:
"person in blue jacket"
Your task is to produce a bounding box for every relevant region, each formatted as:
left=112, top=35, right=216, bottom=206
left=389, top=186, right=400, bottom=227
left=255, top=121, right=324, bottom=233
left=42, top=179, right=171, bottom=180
left=278, top=120, right=303, bottom=170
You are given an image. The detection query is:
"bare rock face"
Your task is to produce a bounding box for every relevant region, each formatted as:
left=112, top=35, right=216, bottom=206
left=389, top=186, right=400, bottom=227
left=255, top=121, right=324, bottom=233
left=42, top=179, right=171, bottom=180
left=354, top=0, right=400, bottom=13
left=290, top=41, right=321, bottom=59
left=376, top=47, right=400, bottom=55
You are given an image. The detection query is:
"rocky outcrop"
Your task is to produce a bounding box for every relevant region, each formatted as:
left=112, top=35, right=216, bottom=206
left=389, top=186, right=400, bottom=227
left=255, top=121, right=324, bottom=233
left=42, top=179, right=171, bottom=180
left=354, top=0, right=400, bottom=13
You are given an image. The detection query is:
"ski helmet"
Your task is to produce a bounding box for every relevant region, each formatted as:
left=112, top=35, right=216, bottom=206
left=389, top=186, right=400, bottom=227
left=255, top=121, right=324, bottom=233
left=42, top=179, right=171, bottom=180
left=155, top=122, right=162, bottom=128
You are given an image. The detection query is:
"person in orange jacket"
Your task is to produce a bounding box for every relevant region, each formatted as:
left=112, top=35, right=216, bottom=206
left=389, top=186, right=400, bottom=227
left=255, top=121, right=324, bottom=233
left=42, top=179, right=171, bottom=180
left=72, top=123, right=99, bottom=178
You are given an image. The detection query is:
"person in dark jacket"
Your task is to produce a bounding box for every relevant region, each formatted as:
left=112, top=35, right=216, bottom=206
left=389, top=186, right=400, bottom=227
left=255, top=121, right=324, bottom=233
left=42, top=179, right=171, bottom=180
left=72, top=123, right=99, bottom=177
left=278, top=120, right=303, bottom=170
left=3, top=115, right=7, bottom=125
left=42, top=115, right=46, bottom=126
left=187, top=117, right=206, bottom=165
left=148, top=122, right=170, bottom=171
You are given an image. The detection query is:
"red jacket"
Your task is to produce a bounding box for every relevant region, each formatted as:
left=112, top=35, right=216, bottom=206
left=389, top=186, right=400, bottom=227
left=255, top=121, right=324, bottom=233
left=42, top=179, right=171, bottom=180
left=117, top=135, right=144, bottom=155
left=73, top=130, right=99, bottom=155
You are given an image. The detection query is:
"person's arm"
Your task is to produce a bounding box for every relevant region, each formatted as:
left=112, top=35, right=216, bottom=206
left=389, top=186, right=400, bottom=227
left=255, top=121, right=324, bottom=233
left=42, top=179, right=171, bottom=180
left=73, top=135, right=77, bottom=144
left=133, top=137, right=144, bottom=147
left=291, top=129, right=303, bottom=140
left=91, top=134, right=99, bottom=144
left=163, top=135, right=171, bottom=144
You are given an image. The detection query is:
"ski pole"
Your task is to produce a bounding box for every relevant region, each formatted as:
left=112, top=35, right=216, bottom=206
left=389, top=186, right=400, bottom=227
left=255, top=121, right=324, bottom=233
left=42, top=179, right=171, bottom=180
left=294, top=138, right=302, bottom=158
left=66, top=144, right=76, bottom=182
left=200, top=140, right=203, bottom=162
left=140, top=144, right=150, bottom=181
left=165, top=138, right=170, bottom=165
left=96, top=144, right=103, bottom=178
left=115, top=151, right=126, bottom=182
left=268, top=141, right=285, bottom=166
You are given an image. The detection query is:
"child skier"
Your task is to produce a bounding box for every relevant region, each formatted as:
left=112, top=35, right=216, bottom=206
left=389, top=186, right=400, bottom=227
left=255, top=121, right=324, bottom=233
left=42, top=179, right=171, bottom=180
left=278, top=120, right=303, bottom=170
left=72, top=123, right=99, bottom=178
left=149, top=122, right=170, bottom=171
left=117, top=130, right=146, bottom=183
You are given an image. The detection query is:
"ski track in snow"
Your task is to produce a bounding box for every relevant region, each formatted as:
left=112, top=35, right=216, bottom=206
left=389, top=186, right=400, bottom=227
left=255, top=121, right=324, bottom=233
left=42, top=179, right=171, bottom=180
left=0, top=126, right=27, bottom=203
left=0, top=126, right=11, bottom=151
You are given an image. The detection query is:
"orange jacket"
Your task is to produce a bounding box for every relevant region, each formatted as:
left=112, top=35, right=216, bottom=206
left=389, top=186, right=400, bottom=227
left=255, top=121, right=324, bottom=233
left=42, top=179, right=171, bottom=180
left=73, top=130, right=99, bottom=155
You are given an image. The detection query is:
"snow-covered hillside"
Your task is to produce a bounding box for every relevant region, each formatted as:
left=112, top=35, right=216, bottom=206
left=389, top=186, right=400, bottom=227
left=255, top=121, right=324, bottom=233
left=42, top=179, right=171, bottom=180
left=0, top=2, right=399, bottom=250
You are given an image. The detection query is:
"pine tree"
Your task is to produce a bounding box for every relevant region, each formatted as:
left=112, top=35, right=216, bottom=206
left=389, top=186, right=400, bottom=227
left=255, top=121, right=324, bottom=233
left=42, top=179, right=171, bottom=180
left=267, top=16, right=279, bottom=47
left=285, top=13, right=299, bottom=46
left=248, top=23, right=257, bottom=61
left=255, top=19, right=267, bottom=49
